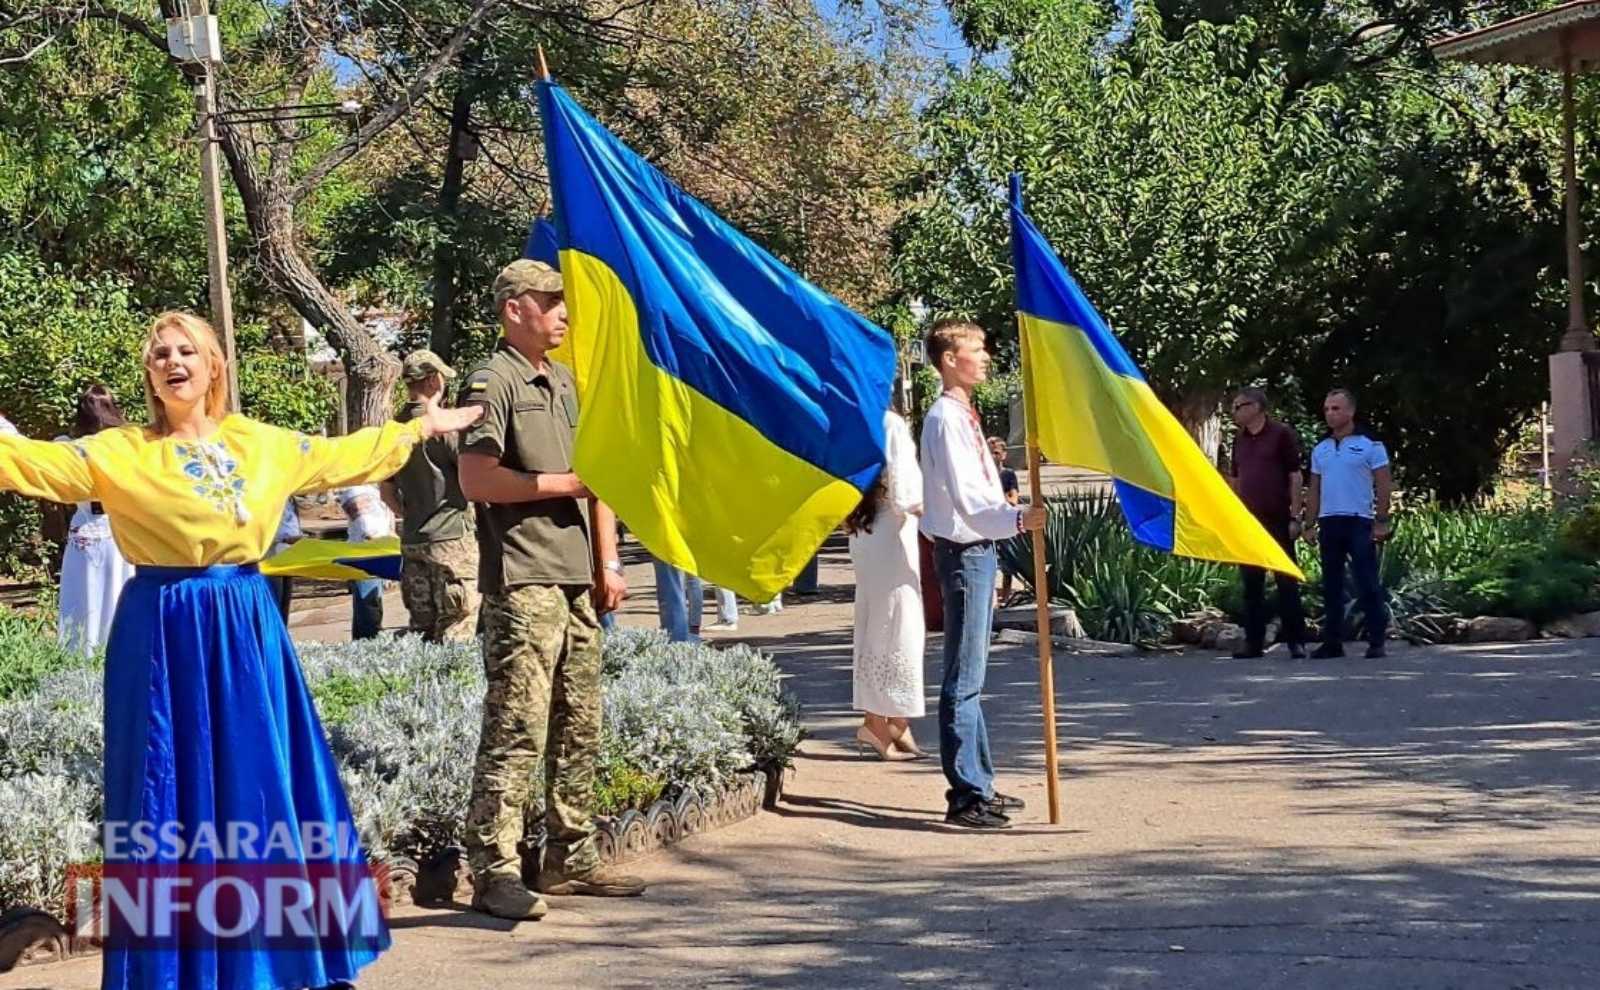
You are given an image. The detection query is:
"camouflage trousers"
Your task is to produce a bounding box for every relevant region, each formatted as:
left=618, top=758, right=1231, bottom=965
left=400, top=537, right=480, bottom=643
left=463, top=584, right=602, bottom=884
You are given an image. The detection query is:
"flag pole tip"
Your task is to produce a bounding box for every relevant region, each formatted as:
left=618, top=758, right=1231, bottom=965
left=538, top=46, right=550, bottom=81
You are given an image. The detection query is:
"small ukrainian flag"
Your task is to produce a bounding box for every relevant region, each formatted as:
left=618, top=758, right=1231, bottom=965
left=1011, top=175, right=1302, bottom=578
left=261, top=536, right=402, bottom=582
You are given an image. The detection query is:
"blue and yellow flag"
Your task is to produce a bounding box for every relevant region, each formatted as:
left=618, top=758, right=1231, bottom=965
left=260, top=536, right=402, bottom=582
left=1010, top=176, right=1302, bottom=578
left=522, top=215, right=560, bottom=267
left=537, top=81, right=897, bottom=600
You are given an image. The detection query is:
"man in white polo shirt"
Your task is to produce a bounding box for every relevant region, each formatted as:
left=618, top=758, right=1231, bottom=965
left=1305, top=387, right=1393, bottom=660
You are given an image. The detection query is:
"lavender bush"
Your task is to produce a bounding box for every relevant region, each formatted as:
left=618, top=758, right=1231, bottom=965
left=0, top=626, right=803, bottom=913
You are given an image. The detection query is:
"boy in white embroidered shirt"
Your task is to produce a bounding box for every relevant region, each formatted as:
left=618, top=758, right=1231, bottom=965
left=919, top=319, right=1046, bottom=830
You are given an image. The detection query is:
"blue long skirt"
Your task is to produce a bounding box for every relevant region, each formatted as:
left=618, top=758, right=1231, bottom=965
left=101, top=564, right=390, bottom=990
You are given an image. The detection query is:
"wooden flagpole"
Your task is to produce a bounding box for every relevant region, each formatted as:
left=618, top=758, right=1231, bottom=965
left=538, top=45, right=550, bottom=81
left=1018, top=313, right=1063, bottom=825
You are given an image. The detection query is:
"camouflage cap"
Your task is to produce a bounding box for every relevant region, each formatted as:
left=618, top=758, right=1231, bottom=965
left=492, top=259, right=563, bottom=309
left=401, top=348, right=456, bottom=382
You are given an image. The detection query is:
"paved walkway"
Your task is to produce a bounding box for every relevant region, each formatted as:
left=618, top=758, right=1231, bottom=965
left=7, top=542, right=1600, bottom=988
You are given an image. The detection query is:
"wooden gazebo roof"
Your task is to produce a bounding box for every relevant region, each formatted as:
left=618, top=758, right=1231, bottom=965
left=1432, top=0, right=1600, bottom=70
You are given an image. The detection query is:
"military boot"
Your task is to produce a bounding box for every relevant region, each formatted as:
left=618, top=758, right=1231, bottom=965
left=536, top=864, right=647, bottom=898
left=471, top=874, right=549, bottom=919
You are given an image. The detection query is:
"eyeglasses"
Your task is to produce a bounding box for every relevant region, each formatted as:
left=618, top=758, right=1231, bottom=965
left=1231, top=401, right=1256, bottom=411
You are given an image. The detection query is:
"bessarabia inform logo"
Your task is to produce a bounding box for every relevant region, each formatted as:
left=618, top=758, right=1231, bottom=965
left=66, top=819, right=391, bottom=951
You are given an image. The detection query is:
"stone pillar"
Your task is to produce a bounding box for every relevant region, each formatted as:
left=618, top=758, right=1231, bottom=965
left=1549, top=349, right=1593, bottom=495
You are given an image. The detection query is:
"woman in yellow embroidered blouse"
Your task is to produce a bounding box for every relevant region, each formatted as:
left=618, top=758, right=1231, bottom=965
left=0, top=312, right=481, bottom=990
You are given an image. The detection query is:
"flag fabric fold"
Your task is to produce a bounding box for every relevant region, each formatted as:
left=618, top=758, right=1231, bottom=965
left=260, top=536, right=403, bottom=582
left=537, top=80, right=897, bottom=600
left=1010, top=174, right=1303, bottom=578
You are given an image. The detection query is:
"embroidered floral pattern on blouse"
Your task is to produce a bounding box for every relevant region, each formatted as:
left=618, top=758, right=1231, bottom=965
left=174, top=440, right=250, bottom=522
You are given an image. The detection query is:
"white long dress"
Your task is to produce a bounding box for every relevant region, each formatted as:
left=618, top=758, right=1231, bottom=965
left=849, top=411, right=926, bottom=717
left=58, top=500, right=135, bottom=655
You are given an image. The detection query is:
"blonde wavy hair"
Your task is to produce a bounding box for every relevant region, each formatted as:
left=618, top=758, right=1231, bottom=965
left=141, top=311, right=231, bottom=430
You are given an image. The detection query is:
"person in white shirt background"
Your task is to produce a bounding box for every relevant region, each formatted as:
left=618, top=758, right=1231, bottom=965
left=56, top=386, right=136, bottom=655
left=919, top=319, right=1046, bottom=830
left=338, top=484, right=395, bottom=640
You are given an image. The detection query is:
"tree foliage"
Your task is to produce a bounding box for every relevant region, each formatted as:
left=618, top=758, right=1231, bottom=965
left=898, top=0, right=1574, bottom=499
left=315, top=0, right=920, bottom=368
left=898, top=1, right=1359, bottom=403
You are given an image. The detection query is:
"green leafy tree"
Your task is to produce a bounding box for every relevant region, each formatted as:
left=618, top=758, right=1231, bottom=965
left=897, top=1, right=1358, bottom=435
left=900, top=0, right=1573, bottom=497
left=315, top=0, right=921, bottom=367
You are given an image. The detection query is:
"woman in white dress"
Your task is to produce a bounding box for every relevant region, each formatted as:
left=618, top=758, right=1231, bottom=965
left=57, top=386, right=136, bottom=655
left=847, top=407, right=926, bottom=760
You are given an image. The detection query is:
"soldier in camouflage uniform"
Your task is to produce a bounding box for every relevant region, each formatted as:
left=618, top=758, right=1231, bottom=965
left=385, top=349, right=480, bottom=642
left=457, top=260, right=641, bottom=921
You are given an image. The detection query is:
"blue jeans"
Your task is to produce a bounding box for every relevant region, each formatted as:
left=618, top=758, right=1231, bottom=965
left=932, top=538, right=998, bottom=811
left=653, top=560, right=703, bottom=642
left=350, top=579, right=384, bottom=640
left=1319, top=516, right=1387, bottom=648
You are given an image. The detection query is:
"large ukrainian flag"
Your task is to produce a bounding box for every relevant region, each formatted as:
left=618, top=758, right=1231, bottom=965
left=1010, top=176, right=1302, bottom=578
left=538, top=81, right=897, bottom=600
left=522, top=215, right=559, bottom=266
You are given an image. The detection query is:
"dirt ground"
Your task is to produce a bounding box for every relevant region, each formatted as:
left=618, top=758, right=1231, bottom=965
left=7, top=492, right=1600, bottom=988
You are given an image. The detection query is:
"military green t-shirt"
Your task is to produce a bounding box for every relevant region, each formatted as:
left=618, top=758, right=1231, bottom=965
left=460, top=342, right=592, bottom=592
left=392, top=401, right=469, bottom=545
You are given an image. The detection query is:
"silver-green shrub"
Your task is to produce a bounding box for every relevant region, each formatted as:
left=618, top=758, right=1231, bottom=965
left=0, top=771, right=99, bottom=914
left=0, top=628, right=802, bottom=912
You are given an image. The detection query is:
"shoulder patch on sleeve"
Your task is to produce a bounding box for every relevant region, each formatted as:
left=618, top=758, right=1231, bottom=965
left=462, top=368, right=495, bottom=397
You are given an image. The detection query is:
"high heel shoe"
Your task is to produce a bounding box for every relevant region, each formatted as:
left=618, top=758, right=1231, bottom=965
left=854, top=726, right=914, bottom=761
left=888, top=726, right=927, bottom=759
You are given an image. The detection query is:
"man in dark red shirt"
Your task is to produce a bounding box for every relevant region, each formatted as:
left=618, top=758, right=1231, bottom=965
left=1229, top=387, right=1307, bottom=659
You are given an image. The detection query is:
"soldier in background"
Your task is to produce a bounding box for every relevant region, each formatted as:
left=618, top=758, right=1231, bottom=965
left=383, top=349, right=480, bottom=642
left=457, top=260, right=642, bottom=921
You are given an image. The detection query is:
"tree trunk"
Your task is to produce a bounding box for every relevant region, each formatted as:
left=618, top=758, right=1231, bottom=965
left=428, top=83, right=474, bottom=361
left=258, top=199, right=399, bottom=429
left=1174, top=389, right=1225, bottom=468
left=142, top=0, right=504, bottom=428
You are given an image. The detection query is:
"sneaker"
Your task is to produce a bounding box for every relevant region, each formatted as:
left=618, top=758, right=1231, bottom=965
left=1365, top=645, right=1386, bottom=659
left=1232, top=647, right=1265, bottom=660
left=703, top=621, right=738, bottom=632
left=986, top=792, right=1026, bottom=813
left=1287, top=643, right=1307, bottom=660
left=1310, top=643, right=1346, bottom=660
left=470, top=876, right=548, bottom=920
left=945, top=802, right=1012, bottom=829
left=537, top=866, right=647, bottom=897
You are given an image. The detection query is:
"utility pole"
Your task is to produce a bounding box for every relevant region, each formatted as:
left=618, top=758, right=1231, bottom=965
left=168, top=2, right=240, bottom=411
